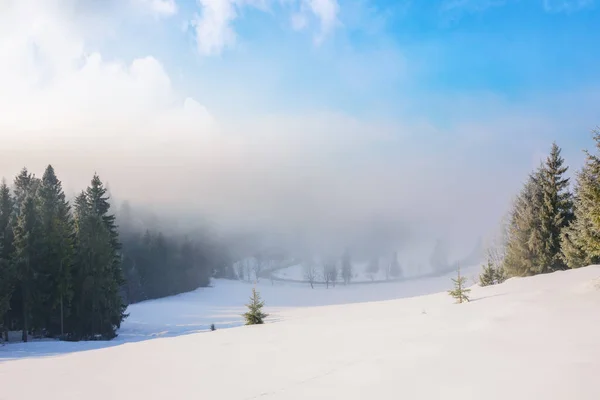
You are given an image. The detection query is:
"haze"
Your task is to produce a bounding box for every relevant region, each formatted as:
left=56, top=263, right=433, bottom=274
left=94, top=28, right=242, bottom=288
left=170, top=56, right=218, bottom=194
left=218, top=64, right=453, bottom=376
left=1, top=0, right=599, bottom=264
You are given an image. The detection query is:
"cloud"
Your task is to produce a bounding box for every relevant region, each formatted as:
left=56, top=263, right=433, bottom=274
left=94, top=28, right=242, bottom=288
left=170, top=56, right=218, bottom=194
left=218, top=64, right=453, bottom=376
left=191, top=0, right=339, bottom=55
left=132, top=0, right=178, bottom=16
left=543, top=0, right=594, bottom=12
left=296, top=0, right=340, bottom=44
left=1, top=0, right=597, bottom=260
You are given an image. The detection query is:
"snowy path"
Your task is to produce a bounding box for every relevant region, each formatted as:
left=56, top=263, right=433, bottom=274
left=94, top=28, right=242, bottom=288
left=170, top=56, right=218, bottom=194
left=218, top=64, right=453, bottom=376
left=1, top=266, right=600, bottom=399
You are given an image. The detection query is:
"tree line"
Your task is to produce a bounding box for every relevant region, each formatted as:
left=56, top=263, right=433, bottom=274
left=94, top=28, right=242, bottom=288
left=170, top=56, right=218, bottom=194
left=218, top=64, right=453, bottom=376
left=483, top=129, right=600, bottom=282
left=0, top=165, right=229, bottom=342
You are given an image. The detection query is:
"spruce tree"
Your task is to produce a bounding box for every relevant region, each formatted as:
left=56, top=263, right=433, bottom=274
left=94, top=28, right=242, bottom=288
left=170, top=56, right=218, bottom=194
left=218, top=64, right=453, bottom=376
left=536, top=143, right=573, bottom=272
left=341, top=249, right=352, bottom=285
left=36, top=165, right=74, bottom=336
left=242, top=287, right=268, bottom=325
left=448, top=267, right=470, bottom=303
left=479, top=261, right=496, bottom=287
left=503, top=170, right=544, bottom=276
left=494, top=264, right=507, bottom=284
left=561, top=129, right=600, bottom=268
left=70, top=174, right=127, bottom=339
left=0, top=180, right=14, bottom=340
left=12, top=196, right=43, bottom=341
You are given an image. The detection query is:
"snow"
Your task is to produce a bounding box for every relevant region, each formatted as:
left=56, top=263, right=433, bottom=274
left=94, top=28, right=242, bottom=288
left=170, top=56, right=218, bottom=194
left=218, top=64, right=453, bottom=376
left=2, top=265, right=600, bottom=399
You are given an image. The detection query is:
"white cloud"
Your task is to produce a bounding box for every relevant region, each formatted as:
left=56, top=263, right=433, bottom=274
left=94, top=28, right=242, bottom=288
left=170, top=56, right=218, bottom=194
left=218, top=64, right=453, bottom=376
left=191, top=0, right=339, bottom=56
left=302, top=0, right=340, bottom=43
left=132, top=0, right=178, bottom=16
left=543, top=0, right=594, bottom=12
left=191, top=0, right=239, bottom=56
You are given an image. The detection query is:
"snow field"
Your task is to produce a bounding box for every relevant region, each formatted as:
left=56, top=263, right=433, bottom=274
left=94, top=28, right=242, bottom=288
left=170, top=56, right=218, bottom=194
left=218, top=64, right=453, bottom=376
left=1, top=265, right=599, bottom=400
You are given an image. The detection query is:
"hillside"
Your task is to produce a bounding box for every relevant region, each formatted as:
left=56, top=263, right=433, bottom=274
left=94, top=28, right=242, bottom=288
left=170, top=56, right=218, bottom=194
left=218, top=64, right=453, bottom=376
left=1, top=266, right=600, bottom=399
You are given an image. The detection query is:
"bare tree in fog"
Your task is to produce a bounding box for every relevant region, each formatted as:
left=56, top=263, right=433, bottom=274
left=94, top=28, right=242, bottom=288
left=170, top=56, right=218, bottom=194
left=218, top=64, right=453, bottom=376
left=341, top=249, right=352, bottom=285
left=303, top=258, right=317, bottom=289
left=327, top=259, right=338, bottom=288
left=252, top=252, right=263, bottom=283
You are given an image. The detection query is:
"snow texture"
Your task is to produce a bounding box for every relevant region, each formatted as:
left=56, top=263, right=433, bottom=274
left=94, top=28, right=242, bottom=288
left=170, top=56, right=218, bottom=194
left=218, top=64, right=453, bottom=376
left=1, top=265, right=600, bottom=400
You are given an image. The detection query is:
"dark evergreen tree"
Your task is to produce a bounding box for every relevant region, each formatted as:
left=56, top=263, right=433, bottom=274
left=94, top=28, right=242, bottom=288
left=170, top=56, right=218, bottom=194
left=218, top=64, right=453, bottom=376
left=7, top=169, right=40, bottom=339
left=389, top=251, right=402, bottom=279
left=479, top=260, right=496, bottom=287
left=494, top=264, right=507, bottom=284
left=536, top=143, right=573, bottom=272
left=562, top=130, right=600, bottom=268
left=504, top=144, right=573, bottom=277
left=448, top=267, right=470, bottom=303
left=35, top=165, right=74, bottom=336
left=0, top=181, right=14, bottom=340
left=12, top=196, right=43, bottom=341
left=242, top=287, right=268, bottom=325
left=70, top=175, right=127, bottom=339
left=341, top=249, right=352, bottom=285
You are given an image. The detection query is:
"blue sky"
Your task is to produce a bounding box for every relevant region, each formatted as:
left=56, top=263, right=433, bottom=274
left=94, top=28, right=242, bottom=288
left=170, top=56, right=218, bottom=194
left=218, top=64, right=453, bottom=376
left=140, top=1, right=598, bottom=104
left=97, top=0, right=600, bottom=148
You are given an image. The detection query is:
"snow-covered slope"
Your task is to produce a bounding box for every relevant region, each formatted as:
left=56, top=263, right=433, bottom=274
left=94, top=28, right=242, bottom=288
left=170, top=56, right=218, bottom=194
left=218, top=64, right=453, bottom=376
left=2, top=266, right=600, bottom=400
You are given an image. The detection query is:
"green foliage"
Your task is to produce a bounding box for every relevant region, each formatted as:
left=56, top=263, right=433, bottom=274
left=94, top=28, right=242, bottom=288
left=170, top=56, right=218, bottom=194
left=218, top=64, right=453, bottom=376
left=561, top=129, right=600, bottom=269
left=0, top=181, right=14, bottom=333
left=448, top=267, right=471, bottom=304
left=69, top=175, right=127, bottom=340
left=242, top=288, right=268, bottom=325
left=120, top=231, right=212, bottom=302
left=12, top=195, right=44, bottom=341
left=479, top=261, right=496, bottom=287
left=479, top=260, right=506, bottom=287
left=34, top=165, right=75, bottom=336
left=536, top=143, right=573, bottom=272
left=0, top=166, right=219, bottom=342
left=504, top=143, right=573, bottom=277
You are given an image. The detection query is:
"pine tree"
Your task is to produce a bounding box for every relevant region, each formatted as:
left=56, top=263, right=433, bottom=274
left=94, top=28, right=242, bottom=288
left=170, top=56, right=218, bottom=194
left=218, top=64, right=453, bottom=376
left=0, top=180, right=14, bottom=340
left=561, top=129, right=600, bottom=268
left=479, top=260, right=496, bottom=287
left=12, top=196, right=44, bottom=341
left=536, top=143, right=573, bottom=272
left=448, top=267, right=470, bottom=303
left=389, top=251, right=402, bottom=278
left=35, top=165, right=74, bottom=336
left=242, top=287, right=268, bottom=325
left=494, top=264, right=507, bottom=284
left=341, top=249, right=352, bottom=285
left=503, top=170, right=544, bottom=277
left=70, top=174, right=127, bottom=339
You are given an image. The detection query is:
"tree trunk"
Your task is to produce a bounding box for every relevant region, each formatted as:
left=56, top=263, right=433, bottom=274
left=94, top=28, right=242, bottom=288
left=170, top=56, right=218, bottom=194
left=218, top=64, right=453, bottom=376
left=60, top=294, right=64, bottom=336
left=22, top=285, right=28, bottom=343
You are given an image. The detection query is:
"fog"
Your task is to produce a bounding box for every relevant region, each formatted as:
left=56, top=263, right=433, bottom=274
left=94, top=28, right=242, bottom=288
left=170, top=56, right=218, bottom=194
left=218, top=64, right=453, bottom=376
left=0, top=0, right=595, bottom=271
